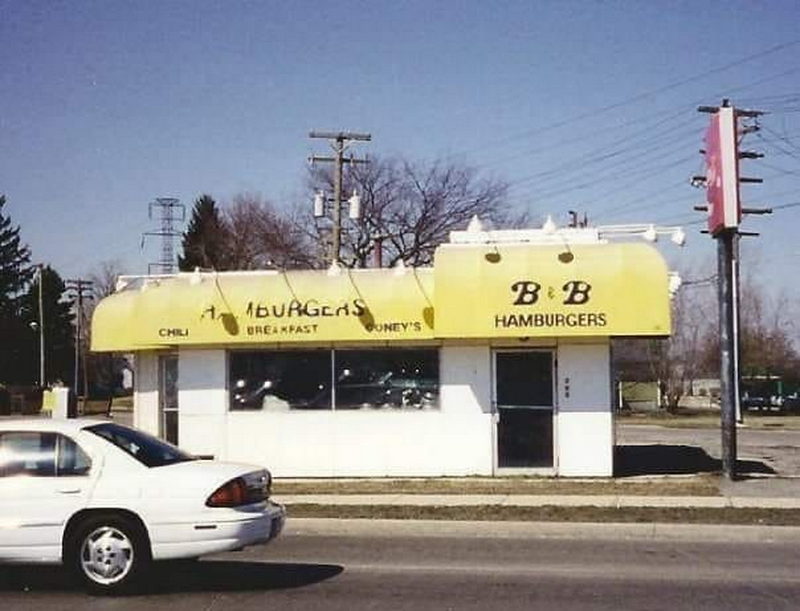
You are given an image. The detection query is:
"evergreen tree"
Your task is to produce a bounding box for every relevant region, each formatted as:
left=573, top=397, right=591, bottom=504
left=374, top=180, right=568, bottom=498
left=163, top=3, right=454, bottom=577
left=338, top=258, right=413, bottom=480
left=0, top=195, right=35, bottom=384
left=178, top=194, right=230, bottom=271
left=0, top=195, right=33, bottom=317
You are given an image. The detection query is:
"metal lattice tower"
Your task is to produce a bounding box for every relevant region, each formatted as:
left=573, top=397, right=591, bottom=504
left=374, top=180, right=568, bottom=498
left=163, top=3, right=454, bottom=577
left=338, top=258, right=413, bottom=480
left=143, top=197, right=185, bottom=274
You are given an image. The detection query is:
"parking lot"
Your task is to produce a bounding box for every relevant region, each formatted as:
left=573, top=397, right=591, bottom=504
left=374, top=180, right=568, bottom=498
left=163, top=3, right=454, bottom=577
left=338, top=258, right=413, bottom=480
left=618, top=422, right=800, bottom=496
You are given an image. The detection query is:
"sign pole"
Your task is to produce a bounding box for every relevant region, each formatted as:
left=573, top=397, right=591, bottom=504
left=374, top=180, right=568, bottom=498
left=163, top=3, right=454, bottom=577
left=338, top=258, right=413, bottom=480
left=717, top=228, right=738, bottom=479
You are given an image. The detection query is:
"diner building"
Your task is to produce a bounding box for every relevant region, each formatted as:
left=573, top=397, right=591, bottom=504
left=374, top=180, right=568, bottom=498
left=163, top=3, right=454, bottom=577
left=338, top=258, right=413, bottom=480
left=91, top=223, right=672, bottom=477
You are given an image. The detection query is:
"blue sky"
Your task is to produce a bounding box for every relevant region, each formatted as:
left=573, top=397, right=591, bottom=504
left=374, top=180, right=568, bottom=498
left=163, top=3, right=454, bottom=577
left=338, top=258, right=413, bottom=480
left=1, top=1, right=798, bottom=302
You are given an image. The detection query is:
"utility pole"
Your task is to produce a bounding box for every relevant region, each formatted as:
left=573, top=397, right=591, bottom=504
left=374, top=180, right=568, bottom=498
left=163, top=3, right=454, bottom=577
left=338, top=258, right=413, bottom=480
left=696, top=99, right=769, bottom=480
left=66, top=279, right=94, bottom=408
left=309, top=131, right=371, bottom=264
left=36, top=264, right=45, bottom=386
left=143, top=197, right=185, bottom=274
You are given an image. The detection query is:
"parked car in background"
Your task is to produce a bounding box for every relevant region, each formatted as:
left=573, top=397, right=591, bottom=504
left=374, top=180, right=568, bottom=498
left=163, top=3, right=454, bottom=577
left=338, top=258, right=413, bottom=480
left=782, top=394, right=800, bottom=413
left=0, top=419, right=285, bottom=594
left=741, top=393, right=769, bottom=411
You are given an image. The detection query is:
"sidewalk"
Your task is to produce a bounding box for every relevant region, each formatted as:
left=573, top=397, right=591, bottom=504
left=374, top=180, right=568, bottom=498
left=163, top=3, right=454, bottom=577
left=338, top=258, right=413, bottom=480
left=275, top=492, right=800, bottom=509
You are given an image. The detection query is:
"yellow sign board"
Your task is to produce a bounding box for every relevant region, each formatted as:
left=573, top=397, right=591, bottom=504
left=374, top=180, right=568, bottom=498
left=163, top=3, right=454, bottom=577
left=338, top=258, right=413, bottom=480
left=433, top=242, right=670, bottom=338
left=91, top=268, right=435, bottom=351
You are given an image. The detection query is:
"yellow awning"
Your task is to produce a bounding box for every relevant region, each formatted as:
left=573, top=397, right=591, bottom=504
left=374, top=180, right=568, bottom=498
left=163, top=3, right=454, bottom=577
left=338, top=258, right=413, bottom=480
left=91, top=268, right=435, bottom=351
left=433, top=242, right=670, bottom=338
left=92, top=242, right=671, bottom=352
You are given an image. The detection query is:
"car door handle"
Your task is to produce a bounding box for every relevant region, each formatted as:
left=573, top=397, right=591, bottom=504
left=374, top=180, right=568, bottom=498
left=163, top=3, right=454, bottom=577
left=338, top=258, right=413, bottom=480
left=58, top=488, right=82, bottom=494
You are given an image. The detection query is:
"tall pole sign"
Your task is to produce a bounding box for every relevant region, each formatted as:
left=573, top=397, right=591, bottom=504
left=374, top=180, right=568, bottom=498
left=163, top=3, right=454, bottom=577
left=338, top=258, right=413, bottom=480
left=705, top=103, right=740, bottom=480
left=698, top=100, right=767, bottom=481
left=705, top=105, right=741, bottom=235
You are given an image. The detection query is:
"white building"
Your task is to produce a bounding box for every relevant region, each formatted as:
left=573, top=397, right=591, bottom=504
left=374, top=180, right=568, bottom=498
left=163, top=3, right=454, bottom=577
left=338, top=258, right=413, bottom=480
left=91, top=225, right=671, bottom=477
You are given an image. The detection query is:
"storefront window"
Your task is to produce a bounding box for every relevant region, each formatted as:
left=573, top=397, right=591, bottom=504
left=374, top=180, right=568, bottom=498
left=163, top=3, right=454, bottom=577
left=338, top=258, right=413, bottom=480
left=230, top=351, right=331, bottom=410
left=229, top=349, right=439, bottom=411
left=335, top=349, right=439, bottom=410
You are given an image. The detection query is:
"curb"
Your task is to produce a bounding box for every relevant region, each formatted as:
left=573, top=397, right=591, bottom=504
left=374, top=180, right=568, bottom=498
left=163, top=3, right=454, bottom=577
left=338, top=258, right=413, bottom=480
left=284, top=517, right=800, bottom=543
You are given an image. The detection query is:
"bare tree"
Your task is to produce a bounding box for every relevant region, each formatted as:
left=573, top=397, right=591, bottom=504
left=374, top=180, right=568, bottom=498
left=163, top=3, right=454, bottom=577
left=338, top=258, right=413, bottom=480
left=614, top=267, right=718, bottom=412
left=706, top=278, right=800, bottom=383
left=224, top=194, right=319, bottom=270
left=616, top=264, right=800, bottom=413
left=86, top=259, right=129, bottom=410
left=648, top=280, right=717, bottom=411
left=307, top=155, right=518, bottom=268
left=89, top=259, right=126, bottom=299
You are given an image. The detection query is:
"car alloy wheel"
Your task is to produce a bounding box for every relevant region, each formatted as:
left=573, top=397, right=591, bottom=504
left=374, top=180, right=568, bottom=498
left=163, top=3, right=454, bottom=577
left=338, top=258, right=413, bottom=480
left=81, top=525, right=135, bottom=585
left=70, top=514, right=150, bottom=594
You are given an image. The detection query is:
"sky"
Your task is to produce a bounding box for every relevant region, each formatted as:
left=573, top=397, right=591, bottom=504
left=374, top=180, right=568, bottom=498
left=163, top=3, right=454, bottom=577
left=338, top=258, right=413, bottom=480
left=1, top=1, right=799, bottom=303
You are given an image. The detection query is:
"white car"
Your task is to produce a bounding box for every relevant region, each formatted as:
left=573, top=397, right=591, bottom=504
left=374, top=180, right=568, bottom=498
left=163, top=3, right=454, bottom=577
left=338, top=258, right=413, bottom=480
left=0, top=418, right=286, bottom=594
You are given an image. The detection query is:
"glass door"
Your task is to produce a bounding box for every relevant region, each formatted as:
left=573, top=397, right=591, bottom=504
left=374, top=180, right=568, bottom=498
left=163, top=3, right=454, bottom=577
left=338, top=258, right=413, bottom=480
left=494, top=350, right=555, bottom=469
left=158, top=354, right=179, bottom=445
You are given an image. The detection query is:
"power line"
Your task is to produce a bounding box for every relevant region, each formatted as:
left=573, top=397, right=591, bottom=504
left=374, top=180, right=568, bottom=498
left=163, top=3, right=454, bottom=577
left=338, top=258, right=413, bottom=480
left=458, top=39, right=800, bottom=159
left=772, top=201, right=800, bottom=211
left=491, top=68, right=800, bottom=211
left=505, top=120, right=700, bottom=192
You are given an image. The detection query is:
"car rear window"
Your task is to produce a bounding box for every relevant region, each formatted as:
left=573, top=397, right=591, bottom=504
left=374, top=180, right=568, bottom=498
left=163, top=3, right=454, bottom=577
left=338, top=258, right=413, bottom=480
left=86, top=422, right=196, bottom=467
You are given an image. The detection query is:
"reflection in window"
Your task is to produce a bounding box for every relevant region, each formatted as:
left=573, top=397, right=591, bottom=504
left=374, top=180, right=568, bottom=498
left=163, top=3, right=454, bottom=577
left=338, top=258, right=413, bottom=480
left=229, top=349, right=439, bottom=411
left=56, top=435, right=92, bottom=475
left=230, top=351, right=332, bottom=410
left=88, top=423, right=194, bottom=467
left=0, top=432, right=92, bottom=477
left=335, top=350, right=439, bottom=410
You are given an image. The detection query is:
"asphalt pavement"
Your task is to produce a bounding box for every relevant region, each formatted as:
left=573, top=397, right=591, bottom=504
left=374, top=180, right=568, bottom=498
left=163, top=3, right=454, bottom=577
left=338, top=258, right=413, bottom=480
left=5, top=521, right=800, bottom=608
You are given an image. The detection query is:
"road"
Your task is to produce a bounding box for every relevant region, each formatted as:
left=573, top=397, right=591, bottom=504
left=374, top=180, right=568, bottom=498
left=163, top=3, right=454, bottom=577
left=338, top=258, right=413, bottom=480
left=3, top=520, right=800, bottom=610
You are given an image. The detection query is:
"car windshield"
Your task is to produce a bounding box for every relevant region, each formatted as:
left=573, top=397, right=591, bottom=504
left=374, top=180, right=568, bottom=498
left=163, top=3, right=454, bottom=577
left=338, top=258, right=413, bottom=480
left=86, top=422, right=197, bottom=467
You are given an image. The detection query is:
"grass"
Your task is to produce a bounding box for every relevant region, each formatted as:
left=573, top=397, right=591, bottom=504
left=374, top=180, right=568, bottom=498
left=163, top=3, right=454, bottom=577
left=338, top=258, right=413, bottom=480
left=618, top=407, right=800, bottom=430
left=286, top=503, right=800, bottom=526
left=273, top=475, right=720, bottom=497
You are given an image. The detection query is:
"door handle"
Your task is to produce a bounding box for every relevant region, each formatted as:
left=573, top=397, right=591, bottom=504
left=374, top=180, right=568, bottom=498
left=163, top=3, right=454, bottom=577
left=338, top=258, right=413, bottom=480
left=58, top=488, right=82, bottom=494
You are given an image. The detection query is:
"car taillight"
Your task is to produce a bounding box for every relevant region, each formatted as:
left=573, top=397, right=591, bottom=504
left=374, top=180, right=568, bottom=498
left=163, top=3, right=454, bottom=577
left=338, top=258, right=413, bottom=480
left=206, top=470, right=270, bottom=507
left=206, top=477, right=248, bottom=507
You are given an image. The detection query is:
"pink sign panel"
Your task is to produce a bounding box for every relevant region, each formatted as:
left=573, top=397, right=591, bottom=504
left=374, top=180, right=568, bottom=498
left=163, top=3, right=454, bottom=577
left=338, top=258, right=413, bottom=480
left=705, top=107, right=740, bottom=235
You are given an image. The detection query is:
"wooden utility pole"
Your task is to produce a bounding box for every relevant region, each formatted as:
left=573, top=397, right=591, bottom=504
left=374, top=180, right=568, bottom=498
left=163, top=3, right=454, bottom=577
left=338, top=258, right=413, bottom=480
left=309, top=131, right=371, bottom=264
left=66, top=278, right=94, bottom=407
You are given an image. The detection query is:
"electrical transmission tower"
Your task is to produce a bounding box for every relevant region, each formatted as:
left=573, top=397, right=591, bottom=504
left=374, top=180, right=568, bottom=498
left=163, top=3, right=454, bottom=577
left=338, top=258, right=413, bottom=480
left=142, top=197, right=185, bottom=274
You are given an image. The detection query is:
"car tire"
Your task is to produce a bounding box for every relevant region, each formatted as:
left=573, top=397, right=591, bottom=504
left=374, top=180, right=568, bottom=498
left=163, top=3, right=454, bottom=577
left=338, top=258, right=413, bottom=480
left=67, top=513, right=151, bottom=595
